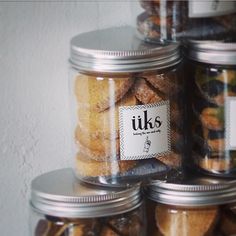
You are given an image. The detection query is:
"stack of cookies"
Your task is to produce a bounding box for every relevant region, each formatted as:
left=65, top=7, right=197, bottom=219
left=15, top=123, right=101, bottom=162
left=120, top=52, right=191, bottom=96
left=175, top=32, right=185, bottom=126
left=192, top=68, right=236, bottom=173
left=73, top=72, right=184, bottom=180
left=74, top=74, right=138, bottom=177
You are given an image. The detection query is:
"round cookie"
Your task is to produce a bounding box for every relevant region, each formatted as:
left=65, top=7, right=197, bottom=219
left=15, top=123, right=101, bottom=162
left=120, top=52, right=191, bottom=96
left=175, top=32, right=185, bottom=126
left=137, top=12, right=174, bottom=40
left=155, top=204, right=218, bottom=236
left=156, top=151, right=181, bottom=168
left=74, top=74, right=134, bottom=112
left=144, top=74, right=181, bottom=95
left=199, top=157, right=232, bottom=173
left=77, top=91, right=137, bottom=140
left=75, top=153, right=136, bottom=177
left=133, top=77, right=182, bottom=125
left=199, top=107, right=224, bottom=131
left=133, top=77, right=164, bottom=104
left=75, top=125, right=119, bottom=160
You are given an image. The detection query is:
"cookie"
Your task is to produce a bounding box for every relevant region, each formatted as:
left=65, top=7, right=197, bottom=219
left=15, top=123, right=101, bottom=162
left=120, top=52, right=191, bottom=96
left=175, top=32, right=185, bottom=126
left=155, top=204, right=218, bottom=236
left=156, top=151, right=181, bottom=168
left=137, top=12, right=175, bottom=40
left=199, top=157, right=232, bottom=173
left=200, top=107, right=224, bottom=131
left=144, top=74, right=181, bottom=95
left=139, top=0, right=174, bottom=16
left=133, top=77, right=164, bottom=104
left=77, top=91, right=137, bottom=140
left=133, top=77, right=182, bottom=125
left=75, top=125, right=119, bottom=160
left=137, top=11, right=182, bottom=41
left=196, top=78, right=236, bottom=106
left=74, top=74, right=134, bottom=112
left=202, top=128, right=225, bottom=153
left=75, top=153, right=136, bottom=177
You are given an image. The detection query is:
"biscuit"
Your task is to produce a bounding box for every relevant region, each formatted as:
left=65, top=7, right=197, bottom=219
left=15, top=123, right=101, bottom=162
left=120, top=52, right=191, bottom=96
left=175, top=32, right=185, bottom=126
left=74, top=74, right=134, bottom=112
left=75, top=153, right=136, bottom=177
left=203, top=128, right=225, bottom=153
left=137, top=11, right=182, bottom=41
left=76, top=131, right=120, bottom=160
left=200, top=107, right=224, bottom=131
left=133, top=77, right=164, bottom=104
left=144, top=74, right=181, bottom=95
left=77, top=91, right=137, bottom=140
left=155, top=204, right=218, bottom=236
left=133, top=78, right=181, bottom=124
left=199, top=158, right=232, bottom=173
left=156, top=151, right=181, bottom=168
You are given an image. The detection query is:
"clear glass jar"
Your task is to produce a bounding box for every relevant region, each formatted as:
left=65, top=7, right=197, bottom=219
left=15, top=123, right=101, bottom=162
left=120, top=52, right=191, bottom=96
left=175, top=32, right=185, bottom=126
left=30, top=168, right=146, bottom=236
left=131, top=0, right=236, bottom=42
left=186, top=41, right=236, bottom=177
left=69, top=26, right=185, bottom=186
left=145, top=175, right=236, bottom=236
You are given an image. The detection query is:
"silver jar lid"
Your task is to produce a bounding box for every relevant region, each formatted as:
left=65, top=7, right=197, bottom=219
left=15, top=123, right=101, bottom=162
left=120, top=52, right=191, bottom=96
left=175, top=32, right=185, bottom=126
left=30, top=168, right=142, bottom=218
left=70, top=26, right=181, bottom=73
left=146, top=175, right=236, bottom=206
left=186, top=40, right=236, bottom=65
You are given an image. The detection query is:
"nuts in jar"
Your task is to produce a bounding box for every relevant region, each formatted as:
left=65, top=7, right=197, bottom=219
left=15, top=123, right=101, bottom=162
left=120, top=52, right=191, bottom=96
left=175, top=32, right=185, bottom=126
left=69, top=26, right=185, bottom=186
left=30, top=168, right=146, bottom=236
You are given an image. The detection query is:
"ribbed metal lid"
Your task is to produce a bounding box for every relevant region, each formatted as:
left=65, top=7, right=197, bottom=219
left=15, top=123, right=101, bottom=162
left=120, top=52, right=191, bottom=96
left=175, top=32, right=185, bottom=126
left=30, top=168, right=141, bottom=218
left=186, top=40, right=236, bottom=65
left=70, top=26, right=181, bottom=73
left=146, top=174, right=236, bottom=206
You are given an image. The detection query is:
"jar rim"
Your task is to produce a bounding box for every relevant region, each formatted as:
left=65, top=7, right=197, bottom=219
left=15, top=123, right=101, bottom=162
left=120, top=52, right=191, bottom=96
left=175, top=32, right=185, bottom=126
left=185, top=40, right=236, bottom=66
left=145, top=175, right=236, bottom=206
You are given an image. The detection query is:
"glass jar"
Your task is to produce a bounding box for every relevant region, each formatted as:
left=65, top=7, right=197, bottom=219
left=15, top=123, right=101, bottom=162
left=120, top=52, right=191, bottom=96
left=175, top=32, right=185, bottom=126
left=69, top=26, right=185, bottom=186
left=186, top=41, right=236, bottom=177
left=30, top=168, right=146, bottom=236
left=131, top=0, right=236, bottom=42
left=145, top=175, right=236, bottom=236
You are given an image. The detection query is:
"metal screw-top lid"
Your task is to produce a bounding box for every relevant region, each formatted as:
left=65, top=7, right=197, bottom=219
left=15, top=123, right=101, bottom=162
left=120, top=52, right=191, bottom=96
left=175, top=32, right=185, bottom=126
left=146, top=174, right=236, bottom=206
left=186, top=40, right=236, bottom=65
left=30, top=168, right=141, bottom=218
left=70, top=26, right=181, bottom=73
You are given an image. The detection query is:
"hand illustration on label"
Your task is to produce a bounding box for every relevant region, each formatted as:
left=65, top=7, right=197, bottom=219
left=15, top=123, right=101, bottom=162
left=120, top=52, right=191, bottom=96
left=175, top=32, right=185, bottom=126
left=143, top=136, right=151, bottom=153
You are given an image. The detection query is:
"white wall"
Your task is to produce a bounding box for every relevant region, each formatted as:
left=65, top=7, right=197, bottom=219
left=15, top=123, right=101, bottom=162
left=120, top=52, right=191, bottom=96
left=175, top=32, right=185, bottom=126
left=0, top=2, right=133, bottom=235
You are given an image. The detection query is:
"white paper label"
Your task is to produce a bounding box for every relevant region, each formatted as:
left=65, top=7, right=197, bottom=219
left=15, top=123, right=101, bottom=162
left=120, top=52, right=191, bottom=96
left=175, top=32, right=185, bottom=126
left=189, top=0, right=236, bottom=18
left=226, top=97, right=236, bottom=150
left=119, top=101, right=171, bottom=160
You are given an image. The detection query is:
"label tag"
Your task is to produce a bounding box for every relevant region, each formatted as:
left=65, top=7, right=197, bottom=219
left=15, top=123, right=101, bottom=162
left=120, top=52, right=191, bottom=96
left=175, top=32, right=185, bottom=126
left=189, top=0, right=236, bottom=18
left=119, top=101, right=171, bottom=160
left=226, top=97, right=236, bottom=150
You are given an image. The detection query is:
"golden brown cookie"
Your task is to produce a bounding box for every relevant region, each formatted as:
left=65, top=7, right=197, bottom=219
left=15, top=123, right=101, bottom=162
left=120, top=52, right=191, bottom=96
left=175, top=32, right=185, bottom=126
left=199, top=107, right=224, bottom=131
left=77, top=91, right=137, bottom=140
left=74, top=74, right=134, bottom=112
left=133, top=78, right=181, bottom=124
left=155, top=204, right=218, bottom=236
left=144, top=74, right=181, bottom=95
left=133, top=77, right=164, bottom=104
left=75, top=153, right=136, bottom=177
left=199, top=158, right=232, bottom=173
left=156, top=151, right=181, bottom=168
left=75, top=125, right=119, bottom=160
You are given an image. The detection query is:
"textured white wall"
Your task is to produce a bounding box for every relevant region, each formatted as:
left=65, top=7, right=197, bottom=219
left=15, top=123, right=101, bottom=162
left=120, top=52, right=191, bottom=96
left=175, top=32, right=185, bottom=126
left=0, top=2, right=133, bottom=235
